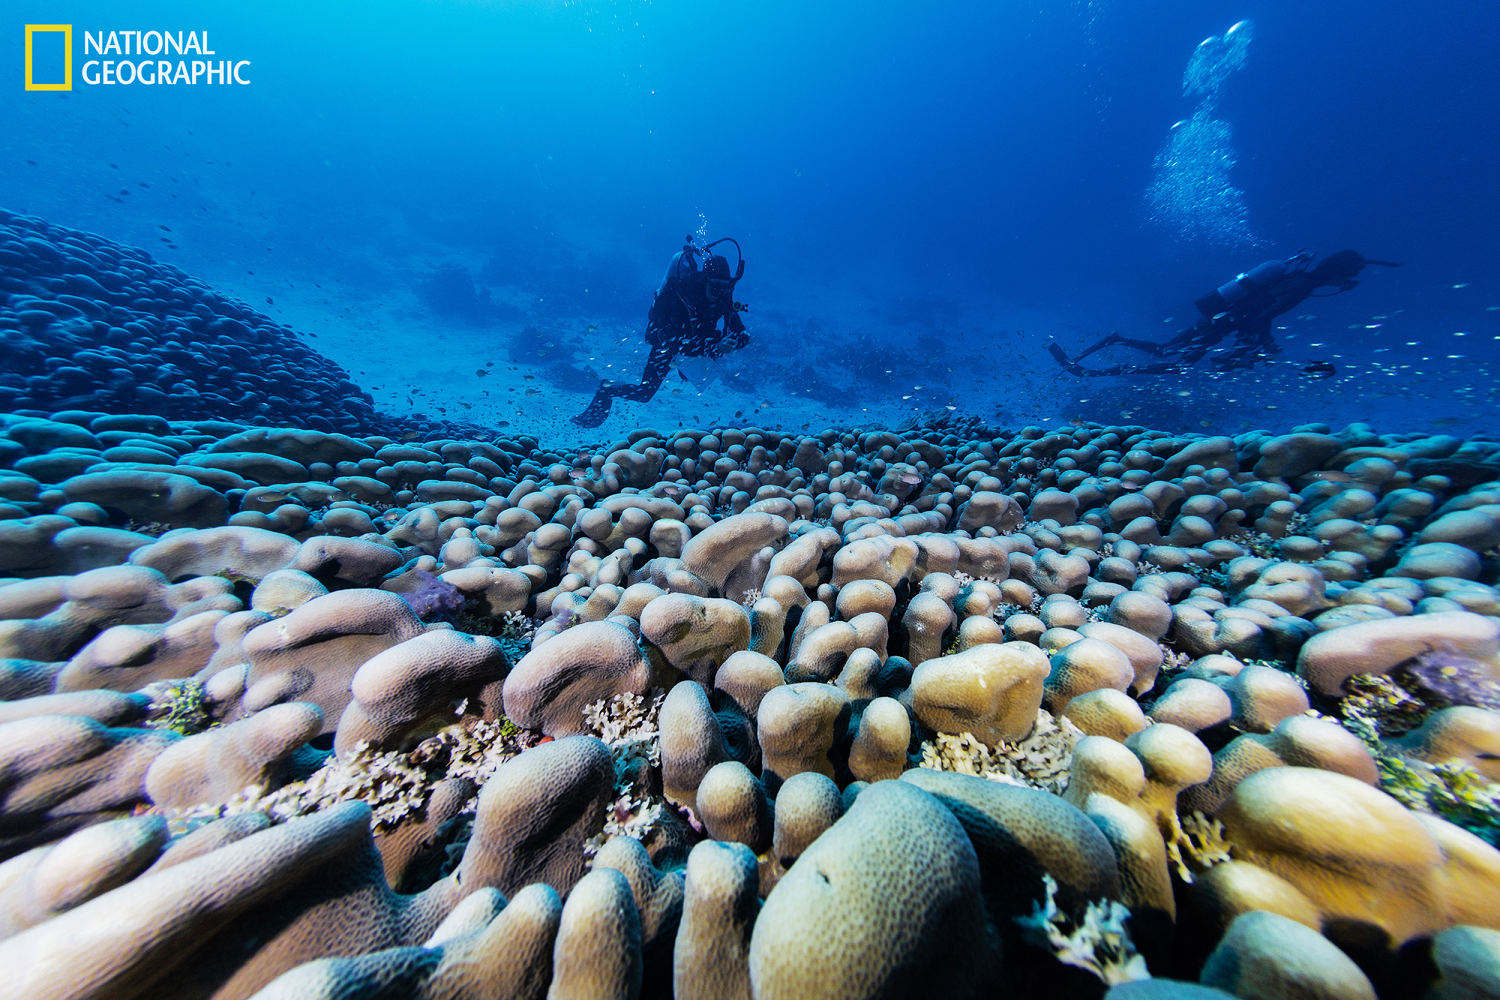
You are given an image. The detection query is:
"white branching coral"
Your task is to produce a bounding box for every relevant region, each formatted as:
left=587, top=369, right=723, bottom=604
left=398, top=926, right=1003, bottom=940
left=988, top=592, right=1047, bottom=620
left=494, top=609, right=538, bottom=661
left=166, top=742, right=433, bottom=834
left=424, top=717, right=528, bottom=787
left=919, top=709, right=1084, bottom=794
left=1016, top=874, right=1150, bottom=985
left=1164, top=809, right=1232, bottom=883
left=141, top=678, right=215, bottom=736
left=159, top=715, right=537, bottom=835
left=583, top=691, right=664, bottom=753
left=582, top=690, right=670, bottom=860
left=499, top=609, right=534, bottom=636
left=921, top=732, right=1026, bottom=787
left=601, top=737, right=666, bottom=846
left=1158, top=645, right=1194, bottom=671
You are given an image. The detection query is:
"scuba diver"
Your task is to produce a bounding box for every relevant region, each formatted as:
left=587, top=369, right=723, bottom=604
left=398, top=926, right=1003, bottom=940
left=1048, top=249, right=1400, bottom=377
left=571, top=237, right=750, bottom=428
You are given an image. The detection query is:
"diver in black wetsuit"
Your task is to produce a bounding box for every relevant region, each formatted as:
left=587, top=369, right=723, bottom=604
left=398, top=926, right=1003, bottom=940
left=1049, top=249, right=1400, bottom=377
left=572, top=238, right=750, bottom=428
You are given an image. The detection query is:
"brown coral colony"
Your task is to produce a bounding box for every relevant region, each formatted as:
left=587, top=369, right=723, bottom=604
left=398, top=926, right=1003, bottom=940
left=3, top=414, right=1500, bottom=999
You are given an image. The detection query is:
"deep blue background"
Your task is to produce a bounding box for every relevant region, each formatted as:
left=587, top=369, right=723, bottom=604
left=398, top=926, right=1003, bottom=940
left=5, top=0, right=1498, bottom=438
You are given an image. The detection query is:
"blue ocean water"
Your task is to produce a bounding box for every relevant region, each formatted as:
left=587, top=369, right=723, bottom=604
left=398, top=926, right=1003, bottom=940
left=5, top=0, right=1497, bottom=442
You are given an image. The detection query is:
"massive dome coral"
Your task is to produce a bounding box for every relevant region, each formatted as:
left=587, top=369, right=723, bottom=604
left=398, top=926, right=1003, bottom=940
left=3, top=405, right=1500, bottom=998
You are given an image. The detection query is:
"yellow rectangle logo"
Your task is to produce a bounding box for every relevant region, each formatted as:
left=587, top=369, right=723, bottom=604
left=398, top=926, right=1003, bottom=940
left=25, top=24, right=72, bottom=90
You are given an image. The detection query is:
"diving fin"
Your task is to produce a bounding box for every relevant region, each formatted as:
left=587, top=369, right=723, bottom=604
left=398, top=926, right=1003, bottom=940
left=1048, top=342, right=1085, bottom=374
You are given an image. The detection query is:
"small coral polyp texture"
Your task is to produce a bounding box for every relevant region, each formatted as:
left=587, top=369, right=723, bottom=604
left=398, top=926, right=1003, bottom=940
left=4, top=372, right=1500, bottom=998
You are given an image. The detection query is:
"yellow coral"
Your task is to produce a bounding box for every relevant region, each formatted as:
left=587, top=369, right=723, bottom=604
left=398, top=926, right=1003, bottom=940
left=1164, top=809, right=1232, bottom=883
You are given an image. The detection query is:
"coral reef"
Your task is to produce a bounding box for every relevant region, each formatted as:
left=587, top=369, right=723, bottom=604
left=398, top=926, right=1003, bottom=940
left=3, top=319, right=1500, bottom=995
left=141, top=678, right=214, bottom=735
left=1, top=211, right=375, bottom=432
left=918, top=708, right=1083, bottom=793
left=1017, top=873, right=1150, bottom=985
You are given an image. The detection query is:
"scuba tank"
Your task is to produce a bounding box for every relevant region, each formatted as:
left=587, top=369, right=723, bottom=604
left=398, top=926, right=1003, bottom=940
left=1195, top=250, right=1312, bottom=318
left=663, top=243, right=703, bottom=289
left=664, top=236, right=746, bottom=294
left=1215, top=258, right=1289, bottom=306
left=653, top=236, right=747, bottom=348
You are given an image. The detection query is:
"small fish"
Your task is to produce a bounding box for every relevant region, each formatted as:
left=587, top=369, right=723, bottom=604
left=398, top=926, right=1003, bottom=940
left=265, top=297, right=274, bottom=305
left=523, top=375, right=535, bottom=381
left=587, top=325, right=598, bottom=332
left=476, top=369, right=489, bottom=377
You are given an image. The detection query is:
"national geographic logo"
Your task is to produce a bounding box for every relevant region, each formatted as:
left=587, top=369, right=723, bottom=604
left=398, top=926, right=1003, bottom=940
left=24, top=25, right=251, bottom=89
left=23, top=25, right=69, bottom=89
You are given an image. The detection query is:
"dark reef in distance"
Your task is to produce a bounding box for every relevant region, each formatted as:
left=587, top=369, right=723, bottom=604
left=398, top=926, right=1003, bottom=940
left=0, top=209, right=496, bottom=442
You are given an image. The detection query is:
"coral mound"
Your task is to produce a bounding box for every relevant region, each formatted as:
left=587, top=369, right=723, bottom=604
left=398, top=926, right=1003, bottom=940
left=1, top=208, right=452, bottom=436
left=4, top=405, right=1500, bottom=997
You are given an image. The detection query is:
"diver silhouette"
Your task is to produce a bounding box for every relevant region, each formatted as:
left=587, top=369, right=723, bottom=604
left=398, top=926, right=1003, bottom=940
left=571, top=237, right=750, bottom=428
left=1049, top=249, right=1400, bottom=377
